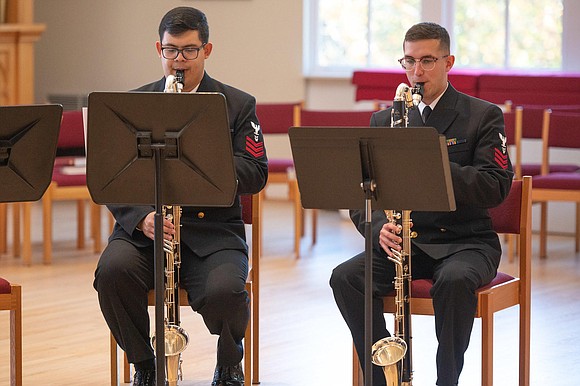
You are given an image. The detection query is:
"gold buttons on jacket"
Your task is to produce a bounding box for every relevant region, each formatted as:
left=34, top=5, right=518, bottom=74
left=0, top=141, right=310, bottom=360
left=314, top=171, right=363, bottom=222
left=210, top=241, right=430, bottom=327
left=197, top=212, right=205, bottom=219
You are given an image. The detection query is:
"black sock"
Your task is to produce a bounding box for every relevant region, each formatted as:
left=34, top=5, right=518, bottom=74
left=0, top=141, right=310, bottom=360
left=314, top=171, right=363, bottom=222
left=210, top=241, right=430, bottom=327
left=134, top=358, right=155, bottom=372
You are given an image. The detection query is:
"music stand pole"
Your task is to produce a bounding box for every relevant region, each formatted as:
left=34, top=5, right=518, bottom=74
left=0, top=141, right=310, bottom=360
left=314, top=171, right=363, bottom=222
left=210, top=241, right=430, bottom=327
left=362, top=179, right=375, bottom=386
left=153, top=146, right=165, bottom=386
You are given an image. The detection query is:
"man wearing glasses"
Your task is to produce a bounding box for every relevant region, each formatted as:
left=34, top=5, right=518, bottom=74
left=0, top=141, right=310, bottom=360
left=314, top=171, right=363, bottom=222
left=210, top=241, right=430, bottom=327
left=330, top=22, right=513, bottom=386
left=93, top=6, right=267, bottom=386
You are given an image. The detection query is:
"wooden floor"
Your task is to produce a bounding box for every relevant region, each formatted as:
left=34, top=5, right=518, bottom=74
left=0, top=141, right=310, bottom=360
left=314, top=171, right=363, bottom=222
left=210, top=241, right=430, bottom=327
left=1, top=199, right=579, bottom=386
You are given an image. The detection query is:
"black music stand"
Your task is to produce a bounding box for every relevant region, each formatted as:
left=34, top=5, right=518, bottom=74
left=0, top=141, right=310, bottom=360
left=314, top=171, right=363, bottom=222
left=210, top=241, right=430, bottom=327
left=0, top=104, right=63, bottom=203
left=289, top=126, right=456, bottom=386
left=86, top=91, right=237, bottom=385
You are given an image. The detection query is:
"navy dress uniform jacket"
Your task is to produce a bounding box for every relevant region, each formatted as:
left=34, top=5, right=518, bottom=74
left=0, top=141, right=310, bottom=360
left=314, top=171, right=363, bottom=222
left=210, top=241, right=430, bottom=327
left=107, top=72, right=268, bottom=258
left=351, top=83, right=513, bottom=262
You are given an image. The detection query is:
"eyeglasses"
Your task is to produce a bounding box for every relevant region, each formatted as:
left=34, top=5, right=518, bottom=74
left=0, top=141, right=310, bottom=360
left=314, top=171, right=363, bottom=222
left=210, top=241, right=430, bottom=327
left=161, top=44, right=206, bottom=60
left=398, top=55, right=449, bottom=71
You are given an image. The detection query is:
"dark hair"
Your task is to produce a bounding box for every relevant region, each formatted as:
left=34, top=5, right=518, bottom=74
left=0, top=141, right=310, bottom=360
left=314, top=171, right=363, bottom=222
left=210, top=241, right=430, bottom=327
left=404, top=22, right=450, bottom=54
left=158, top=7, right=209, bottom=44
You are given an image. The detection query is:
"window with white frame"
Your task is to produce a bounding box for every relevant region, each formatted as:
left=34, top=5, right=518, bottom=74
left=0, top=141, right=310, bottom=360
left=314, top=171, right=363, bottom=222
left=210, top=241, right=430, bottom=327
left=304, top=0, right=563, bottom=76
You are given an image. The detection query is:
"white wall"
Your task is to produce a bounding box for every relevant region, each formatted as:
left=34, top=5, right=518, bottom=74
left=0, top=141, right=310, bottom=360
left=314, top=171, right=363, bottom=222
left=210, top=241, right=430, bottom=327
left=34, top=0, right=304, bottom=103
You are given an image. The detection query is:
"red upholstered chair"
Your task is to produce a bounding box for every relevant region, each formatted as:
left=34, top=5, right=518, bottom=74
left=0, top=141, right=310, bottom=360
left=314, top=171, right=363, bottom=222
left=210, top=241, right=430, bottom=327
left=353, top=177, right=532, bottom=386
left=41, top=110, right=102, bottom=264
left=502, top=106, right=523, bottom=262
left=503, top=106, right=523, bottom=179
left=517, top=106, right=580, bottom=177
left=0, top=277, right=22, bottom=386
left=110, top=194, right=261, bottom=386
left=531, top=110, right=580, bottom=258
left=256, top=102, right=312, bottom=258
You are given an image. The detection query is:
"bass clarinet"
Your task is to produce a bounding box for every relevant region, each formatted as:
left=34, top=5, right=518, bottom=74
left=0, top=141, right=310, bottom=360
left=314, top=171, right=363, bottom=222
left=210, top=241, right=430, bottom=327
left=151, top=70, right=189, bottom=386
left=371, top=82, right=423, bottom=386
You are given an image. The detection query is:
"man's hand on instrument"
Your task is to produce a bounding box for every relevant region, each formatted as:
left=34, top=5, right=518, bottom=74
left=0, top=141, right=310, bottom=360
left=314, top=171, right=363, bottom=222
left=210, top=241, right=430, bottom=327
left=137, top=212, right=175, bottom=241
left=379, top=221, right=402, bottom=257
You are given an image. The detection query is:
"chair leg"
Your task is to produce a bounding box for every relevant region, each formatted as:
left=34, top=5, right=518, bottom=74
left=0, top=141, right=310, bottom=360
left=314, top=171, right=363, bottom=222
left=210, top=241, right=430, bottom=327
left=21, top=203, right=32, bottom=267
left=12, top=203, right=20, bottom=258
left=480, top=295, right=493, bottom=386
left=311, top=209, right=318, bottom=245
left=252, top=279, right=259, bottom=384
left=76, top=200, right=85, bottom=250
left=290, top=179, right=302, bottom=258
left=352, top=345, right=363, bottom=386
left=539, top=202, right=548, bottom=258
left=520, top=288, right=531, bottom=386
left=42, top=193, right=53, bottom=265
left=110, top=333, right=119, bottom=386
left=123, top=353, right=130, bottom=384
left=10, top=284, right=22, bottom=386
left=244, top=282, right=252, bottom=386
left=0, top=203, right=6, bottom=254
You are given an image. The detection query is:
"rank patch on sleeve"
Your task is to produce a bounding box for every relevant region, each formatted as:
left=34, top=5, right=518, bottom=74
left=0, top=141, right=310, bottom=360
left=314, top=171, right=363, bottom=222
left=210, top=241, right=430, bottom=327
left=246, top=136, right=264, bottom=158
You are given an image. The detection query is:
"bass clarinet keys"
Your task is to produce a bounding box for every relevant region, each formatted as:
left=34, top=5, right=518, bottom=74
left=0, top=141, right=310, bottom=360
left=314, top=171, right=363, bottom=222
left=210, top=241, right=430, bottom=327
left=372, top=83, right=423, bottom=386
left=151, top=69, right=189, bottom=386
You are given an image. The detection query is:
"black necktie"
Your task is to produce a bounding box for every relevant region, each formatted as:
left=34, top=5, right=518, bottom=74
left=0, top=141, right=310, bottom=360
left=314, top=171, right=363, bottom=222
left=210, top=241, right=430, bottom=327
left=422, top=106, right=432, bottom=124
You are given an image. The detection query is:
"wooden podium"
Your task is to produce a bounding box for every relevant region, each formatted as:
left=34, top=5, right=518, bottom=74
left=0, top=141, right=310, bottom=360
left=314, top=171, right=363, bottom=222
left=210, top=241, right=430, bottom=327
left=0, top=0, right=45, bottom=263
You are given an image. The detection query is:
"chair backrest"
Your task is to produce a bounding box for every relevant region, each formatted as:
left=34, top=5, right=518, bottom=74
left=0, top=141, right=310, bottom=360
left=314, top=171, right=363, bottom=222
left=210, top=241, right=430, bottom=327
left=240, top=194, right=261, bottom=263
left=519, top=104, right=580, bottom=140
left=256, top=103, right=301, bottom=134
left=503, top=106, right=523, bottom=178
left=540, top=110, right=580, bottom=174
left=240, top=195, right=254, bottom=225
left=520, top=106, right=546, bottom=139
left=58, top=110, right=85, bottom=149
left=488, top=176, right=532, bottom=280
left=299, top=109, right=375, bottom=127
left=544, top=110, right=580, bottom=149
left=489, top=178, right=529, bottom=235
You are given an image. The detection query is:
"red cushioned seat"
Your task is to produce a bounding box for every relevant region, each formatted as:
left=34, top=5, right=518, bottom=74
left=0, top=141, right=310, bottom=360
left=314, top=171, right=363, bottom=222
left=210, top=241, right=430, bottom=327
left=0, top=277, right=11, bottom=294
left=267, top=159, right=294, bottom=173
left=51, top=167, right=87, bottom=186
left=388, top=271, right=517, bottom=300
left=532, top=172, right=580, bottom=189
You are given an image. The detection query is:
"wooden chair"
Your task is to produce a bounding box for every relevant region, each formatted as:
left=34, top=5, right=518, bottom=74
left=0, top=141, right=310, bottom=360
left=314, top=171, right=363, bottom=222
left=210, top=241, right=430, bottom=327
left=517, top=106, right=580, bottom=178
left=41, top=110, right=102, bottom=264
left=353, top=176, right=532, bottom=386
left=110, top=194, right=261, bottom=386
left=256, top=102, right=313, bottom=258
left=532, top=110, right=580, bottom=258
left=0, top=202, right=34, bottom=265
left=502, top=106, right=523, bottom=262
left=0, top=277, right=22, bottom=386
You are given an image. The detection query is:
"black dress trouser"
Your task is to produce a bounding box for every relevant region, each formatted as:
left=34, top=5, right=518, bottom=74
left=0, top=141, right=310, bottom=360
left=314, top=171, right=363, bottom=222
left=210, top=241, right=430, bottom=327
left=94, top=239, right=249, bottom=367
left=330, top=246, right=498, bottom=386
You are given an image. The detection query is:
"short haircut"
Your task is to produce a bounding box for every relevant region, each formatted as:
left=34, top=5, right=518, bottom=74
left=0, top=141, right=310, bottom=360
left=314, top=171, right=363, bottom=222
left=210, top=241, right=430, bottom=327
left=158, top=7, right=209, bottom=44
left=404, top=22, right=450, bottom=54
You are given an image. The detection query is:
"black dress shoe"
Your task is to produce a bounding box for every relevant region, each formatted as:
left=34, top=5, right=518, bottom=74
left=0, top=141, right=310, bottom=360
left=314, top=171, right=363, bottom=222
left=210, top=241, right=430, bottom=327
left=133, top=368, right=156, bottom=386
left=211, top=363, right=244, bottom=386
